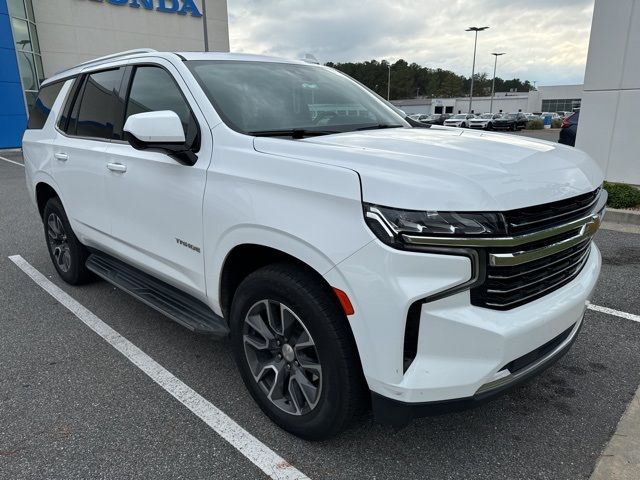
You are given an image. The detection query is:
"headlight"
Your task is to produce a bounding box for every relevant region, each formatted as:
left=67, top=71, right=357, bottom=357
left=364, top=203, right=507, bottom=249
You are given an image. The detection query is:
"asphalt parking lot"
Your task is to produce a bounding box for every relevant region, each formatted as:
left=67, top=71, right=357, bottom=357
left=1, top=150, right=640, bottom=480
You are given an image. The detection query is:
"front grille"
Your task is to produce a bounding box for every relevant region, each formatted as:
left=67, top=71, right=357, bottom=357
left=504, top=188, right=600, bottom=235
left=471, top=237, right=591, bottom=309
left=471, top=188, right=600, bottom=310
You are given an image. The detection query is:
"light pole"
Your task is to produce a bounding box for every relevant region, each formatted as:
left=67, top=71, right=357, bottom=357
left=387, top=63, right=391, bottom=100
left=489, top=52, right=505, bottom=113
left=466, top=26, right=489, bottom=114
left=202, top=0, right=209, bottom=52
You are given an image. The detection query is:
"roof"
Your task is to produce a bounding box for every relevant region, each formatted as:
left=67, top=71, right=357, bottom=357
left=44, top=49, right=312, bottom=85
left=176, top=51, right=308, bottom=65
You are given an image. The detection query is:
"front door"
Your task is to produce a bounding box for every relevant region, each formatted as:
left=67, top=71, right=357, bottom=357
left=105, top=62, right=212, bottom=298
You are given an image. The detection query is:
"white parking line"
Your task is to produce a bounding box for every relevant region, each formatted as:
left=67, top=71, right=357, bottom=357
left=0, top=155, right=24, bottom=167
left=588, top=302, right=640, bottom=323
left=8, top=255, right=310, bottom=480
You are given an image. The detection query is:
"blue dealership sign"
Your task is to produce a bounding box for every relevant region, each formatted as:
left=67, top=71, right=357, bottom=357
left=86, top=0, right=203, bottom=17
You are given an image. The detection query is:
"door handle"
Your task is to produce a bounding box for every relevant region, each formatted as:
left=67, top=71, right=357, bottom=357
left=107, top=162, right=127, bottom=173
left=54, top=153, right=68, bottom=161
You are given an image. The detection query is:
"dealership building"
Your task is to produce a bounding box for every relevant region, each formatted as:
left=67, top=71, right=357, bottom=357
left=0, top=0, right=229, bottom=148
left=392, top=84, right=583, bottom=117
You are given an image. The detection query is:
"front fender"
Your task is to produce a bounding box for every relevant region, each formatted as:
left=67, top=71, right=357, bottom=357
left=207, top=224, right=366, bottom=316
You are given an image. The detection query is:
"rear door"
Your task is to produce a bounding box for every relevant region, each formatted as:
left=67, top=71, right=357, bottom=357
left=104, top=60, right=212, bottom=298
left=52, top=67, right=125, bottom=243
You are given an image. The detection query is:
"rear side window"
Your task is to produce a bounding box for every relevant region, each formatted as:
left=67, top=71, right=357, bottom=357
left=70, top=68, right=124, bottom=139
left=27, top=82, right=65, bottom=130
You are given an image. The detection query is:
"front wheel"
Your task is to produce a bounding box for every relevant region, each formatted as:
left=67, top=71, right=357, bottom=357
left=230, top=263, right=365, bottom=440
left=461, top=122, right=467, bottom=128
left=43, top=197, right=92, bottom=285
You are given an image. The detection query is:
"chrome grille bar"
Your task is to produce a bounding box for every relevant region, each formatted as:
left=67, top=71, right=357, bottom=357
left=486, top=247, right=591, bottom=295
left=487, top=240, right=591, bottom=280
left=483, top=251, right=590, bottom=308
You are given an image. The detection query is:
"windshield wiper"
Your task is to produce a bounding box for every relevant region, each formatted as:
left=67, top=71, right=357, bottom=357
left=355, top=124, right=404, bottom=131
left=248, top=129, right=341, bottom=139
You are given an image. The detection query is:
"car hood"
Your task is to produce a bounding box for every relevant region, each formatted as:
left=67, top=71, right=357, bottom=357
left=253, top=127, right=603, bottom=211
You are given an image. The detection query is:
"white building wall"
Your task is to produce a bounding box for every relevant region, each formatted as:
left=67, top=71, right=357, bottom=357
left=460, top=96, right=529, bottom=114
left=33, top=0, right=229, bottom=77
left=577, top=0, right=640, bottom=185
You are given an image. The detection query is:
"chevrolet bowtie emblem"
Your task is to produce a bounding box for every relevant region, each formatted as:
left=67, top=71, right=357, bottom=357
left=584, top=213, right=602, bottom=237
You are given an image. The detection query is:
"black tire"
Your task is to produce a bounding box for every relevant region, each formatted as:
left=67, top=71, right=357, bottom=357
left=461, top=122, right=466, bottom=128
left=230, top=263, right=366, bottom=440
left=43, top=197, right=92, bottom=285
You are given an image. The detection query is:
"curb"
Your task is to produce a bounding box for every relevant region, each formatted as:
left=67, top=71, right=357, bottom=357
left=605, top=208, right=640, bottom=226
left=590, top=385, right=640, bottom=480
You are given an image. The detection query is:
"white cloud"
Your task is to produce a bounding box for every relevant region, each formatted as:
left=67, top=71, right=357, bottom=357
left=228, top=0, right=594, bottom=85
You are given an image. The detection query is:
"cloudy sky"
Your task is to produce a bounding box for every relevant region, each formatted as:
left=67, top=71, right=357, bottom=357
left=227, top=0, right=594, bottom=86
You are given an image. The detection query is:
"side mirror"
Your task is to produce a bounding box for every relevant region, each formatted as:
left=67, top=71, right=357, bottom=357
left=123, top=111, right=196, bottom=165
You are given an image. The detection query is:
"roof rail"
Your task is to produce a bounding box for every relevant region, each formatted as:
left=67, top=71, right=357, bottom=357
left=54, top=48, right=158, bottom=76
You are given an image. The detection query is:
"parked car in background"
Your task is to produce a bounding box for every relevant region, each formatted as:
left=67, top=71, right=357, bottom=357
left=491, top=112, right=528, bottom=131
left=525, top=113, right=540, bottom=121
left=422, top=113, right=450, bottom=125
left=468, top=113, right=500, bottom=130
left=559, top=110, right=579, bottom=146
left=541, top=112, right=562, bottom=121
left=443, top=113, right=475, bottom=128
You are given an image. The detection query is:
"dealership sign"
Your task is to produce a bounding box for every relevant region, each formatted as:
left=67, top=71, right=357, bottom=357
left=85, top=0, right=203, bottom=17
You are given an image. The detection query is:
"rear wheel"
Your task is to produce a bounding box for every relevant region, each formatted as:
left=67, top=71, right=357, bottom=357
left=43, top=197, right=91, bottom=285
left=230, top=263, right=365, bottom=440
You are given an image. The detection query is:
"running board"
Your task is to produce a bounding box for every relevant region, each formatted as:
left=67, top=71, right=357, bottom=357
left=86, top=253, right=229, bottom=337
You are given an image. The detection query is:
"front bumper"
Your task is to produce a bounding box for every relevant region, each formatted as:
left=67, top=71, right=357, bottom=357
left=324, top=239, right=601, bottom=407
left=371, top=316, right=583, bottom=425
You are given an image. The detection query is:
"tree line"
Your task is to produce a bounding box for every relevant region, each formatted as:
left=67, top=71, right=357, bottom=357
left=325, top=59, right=534, bottom=100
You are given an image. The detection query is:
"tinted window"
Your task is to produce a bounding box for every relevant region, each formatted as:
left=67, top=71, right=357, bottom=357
left=74, top=69, right=123, bottom=139
left=27, top=81, right=64, bottom=129
left=125, top=66, right=193, bottom=136
left=187, top=61, right=405, bottom=134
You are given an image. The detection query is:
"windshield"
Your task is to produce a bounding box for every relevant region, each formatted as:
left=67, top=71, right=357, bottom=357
left=186, top=60, right=407, bottom=135
left=452, top=114, right=467, bottom=119
left=480, top=114, right=493, bottom=119
left=506, top=113, right=518, bottom=119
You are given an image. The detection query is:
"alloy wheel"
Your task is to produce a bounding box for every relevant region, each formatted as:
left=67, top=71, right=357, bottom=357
left=47, top=213, right=71, bottom=273
left=242, top=299, right=322, bottom=415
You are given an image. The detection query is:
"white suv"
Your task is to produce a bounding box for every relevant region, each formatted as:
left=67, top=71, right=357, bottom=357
left=22, top=49, right=605, bottom=440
